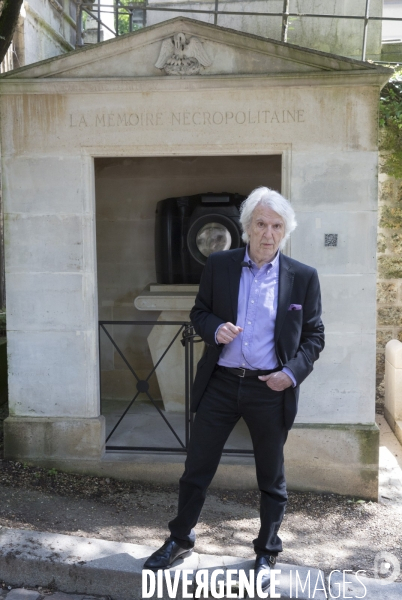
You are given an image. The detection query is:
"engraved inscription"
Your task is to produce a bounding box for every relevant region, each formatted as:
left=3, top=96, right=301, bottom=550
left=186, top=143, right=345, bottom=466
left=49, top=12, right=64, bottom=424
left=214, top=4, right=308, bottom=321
left=69, top=109, right=305, bottom=128
left=171, top=109, right=305, bottom=125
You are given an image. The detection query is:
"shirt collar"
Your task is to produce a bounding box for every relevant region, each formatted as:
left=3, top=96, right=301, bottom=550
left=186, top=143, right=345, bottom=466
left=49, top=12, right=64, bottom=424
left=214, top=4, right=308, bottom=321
left=245, top=246, right=280, bottom=273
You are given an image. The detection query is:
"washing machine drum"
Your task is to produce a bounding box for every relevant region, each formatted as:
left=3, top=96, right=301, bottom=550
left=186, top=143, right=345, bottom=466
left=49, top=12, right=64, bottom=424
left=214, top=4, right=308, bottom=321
left=155, top=192, right=245, bottom=284
left=187, top=211, right=242, bottom=265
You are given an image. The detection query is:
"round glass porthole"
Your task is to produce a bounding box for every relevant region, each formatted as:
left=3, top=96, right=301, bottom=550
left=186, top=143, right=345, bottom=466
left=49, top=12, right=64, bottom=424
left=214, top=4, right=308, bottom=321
left=195, top=223, right=232, bottom=258
left=187, top=214, right=241, bottom=265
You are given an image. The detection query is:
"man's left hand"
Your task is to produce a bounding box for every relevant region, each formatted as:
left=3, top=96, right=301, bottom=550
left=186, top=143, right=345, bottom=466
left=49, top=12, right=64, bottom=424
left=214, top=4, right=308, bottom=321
left=258, top=371, right=292, bottom=391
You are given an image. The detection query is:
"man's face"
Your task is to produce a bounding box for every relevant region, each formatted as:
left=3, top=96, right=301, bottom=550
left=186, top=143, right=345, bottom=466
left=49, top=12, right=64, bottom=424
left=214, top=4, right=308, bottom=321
left=247, top=204, right=285, bottom=267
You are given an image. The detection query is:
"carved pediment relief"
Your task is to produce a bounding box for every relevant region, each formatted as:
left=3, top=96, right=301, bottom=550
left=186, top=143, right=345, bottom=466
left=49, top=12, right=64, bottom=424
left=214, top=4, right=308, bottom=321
left=155, top=32, right=212, bottom=76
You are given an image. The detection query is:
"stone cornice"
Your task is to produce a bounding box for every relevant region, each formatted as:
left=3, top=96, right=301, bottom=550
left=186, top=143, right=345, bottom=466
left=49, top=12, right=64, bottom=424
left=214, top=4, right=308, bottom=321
left=0, top=70, right=391, bottom=95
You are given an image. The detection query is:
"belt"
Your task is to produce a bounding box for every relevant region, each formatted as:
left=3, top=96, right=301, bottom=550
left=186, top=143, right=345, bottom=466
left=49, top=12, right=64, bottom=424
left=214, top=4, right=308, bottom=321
left=218, top=366, right=281, bottom=378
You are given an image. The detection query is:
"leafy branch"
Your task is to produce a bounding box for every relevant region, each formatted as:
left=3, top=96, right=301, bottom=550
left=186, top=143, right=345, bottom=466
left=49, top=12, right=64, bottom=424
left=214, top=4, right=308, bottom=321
left=379, top=68, right=402, bottom=179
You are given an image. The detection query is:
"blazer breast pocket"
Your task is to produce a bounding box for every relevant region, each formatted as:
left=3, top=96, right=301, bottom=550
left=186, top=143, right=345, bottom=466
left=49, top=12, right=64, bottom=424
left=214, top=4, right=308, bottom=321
left=285, top=309, right=303, bottom=343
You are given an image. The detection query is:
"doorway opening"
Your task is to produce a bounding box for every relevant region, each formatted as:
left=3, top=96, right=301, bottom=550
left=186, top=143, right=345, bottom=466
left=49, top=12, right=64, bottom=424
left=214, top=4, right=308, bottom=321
left=95, top=154, right=282, bottom=452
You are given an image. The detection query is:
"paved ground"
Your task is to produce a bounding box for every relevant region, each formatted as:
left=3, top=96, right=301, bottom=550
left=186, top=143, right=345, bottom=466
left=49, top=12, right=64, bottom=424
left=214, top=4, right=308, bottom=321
left=0, top=528, right=401, bottom=600
left=1, top=412, right=402, bottom=598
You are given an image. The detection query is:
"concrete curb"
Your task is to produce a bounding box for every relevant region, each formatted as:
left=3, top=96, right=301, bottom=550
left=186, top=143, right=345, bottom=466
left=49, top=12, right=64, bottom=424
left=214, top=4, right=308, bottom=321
left=1, top=528, right=402, bottom=599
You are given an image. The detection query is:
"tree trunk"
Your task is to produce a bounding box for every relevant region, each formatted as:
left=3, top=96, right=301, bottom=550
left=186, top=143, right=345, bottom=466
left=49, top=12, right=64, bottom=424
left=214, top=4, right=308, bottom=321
left=0, top=0, right=23, bottom=65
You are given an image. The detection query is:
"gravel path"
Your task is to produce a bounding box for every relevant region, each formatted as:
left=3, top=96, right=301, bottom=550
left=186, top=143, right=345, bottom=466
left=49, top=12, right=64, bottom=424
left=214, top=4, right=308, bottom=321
left=1, top=402, right=402, bottom=585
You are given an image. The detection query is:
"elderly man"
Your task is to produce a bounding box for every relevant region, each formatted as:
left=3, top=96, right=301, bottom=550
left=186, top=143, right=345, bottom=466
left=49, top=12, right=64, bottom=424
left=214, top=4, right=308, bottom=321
left=144, top=187, right=325, bottom=591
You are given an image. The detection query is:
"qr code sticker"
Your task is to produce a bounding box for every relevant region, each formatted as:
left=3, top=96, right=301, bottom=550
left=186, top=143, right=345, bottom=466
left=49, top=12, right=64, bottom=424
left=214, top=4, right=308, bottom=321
left=325, top=234, right=338, bottom=247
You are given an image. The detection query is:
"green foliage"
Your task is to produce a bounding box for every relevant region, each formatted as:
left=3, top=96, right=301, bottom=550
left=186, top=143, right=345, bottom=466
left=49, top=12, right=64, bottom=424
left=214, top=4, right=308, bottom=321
left=116, top=0, right=144, bottom=36
left=379, top=69, right=402, bottom=179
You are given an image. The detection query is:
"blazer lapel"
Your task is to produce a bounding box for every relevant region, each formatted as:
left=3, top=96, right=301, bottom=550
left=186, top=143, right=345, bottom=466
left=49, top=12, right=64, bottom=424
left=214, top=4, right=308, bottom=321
left=275, top=253, right=295, bottom=342
left=229, top=248, right=246, bottom=323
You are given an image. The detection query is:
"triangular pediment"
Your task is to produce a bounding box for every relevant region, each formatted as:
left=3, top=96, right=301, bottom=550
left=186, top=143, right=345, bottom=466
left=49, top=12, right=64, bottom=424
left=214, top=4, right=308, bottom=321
left=1, top=17, right=391, bottom=81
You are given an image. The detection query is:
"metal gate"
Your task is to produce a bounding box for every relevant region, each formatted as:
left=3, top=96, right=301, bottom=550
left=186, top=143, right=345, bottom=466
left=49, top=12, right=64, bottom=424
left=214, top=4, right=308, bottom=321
left=99, top=319, right=253, bottom=454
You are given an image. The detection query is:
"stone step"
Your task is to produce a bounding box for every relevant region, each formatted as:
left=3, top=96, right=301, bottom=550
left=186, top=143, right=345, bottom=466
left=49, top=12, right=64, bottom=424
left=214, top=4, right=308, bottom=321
left=1, top=528, right=402, bottom=599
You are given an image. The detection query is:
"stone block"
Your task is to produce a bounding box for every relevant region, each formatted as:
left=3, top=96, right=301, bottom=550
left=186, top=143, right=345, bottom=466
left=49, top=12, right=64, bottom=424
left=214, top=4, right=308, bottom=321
left=320, top=274, right=375, bottom=333
left=291, top=210, right=377, bottom=275
left=7, top=330, right=99, bottom=418
left=2, top=156, right=86, bottom=215
left=291, top=150, right=378, bottom=210
left=5, top=214, right=84, bottom=273
left=377, top=232, right=387, bottom=253
left=389, top=231, right=402, bottom=253
left=286, top=423, right=379, bottom=500
left=297, top=332, right=375, bottom=425
left=6, top=273, right=91, bottom=332
left=380, top=179, right=396, bottom=203
left=377, top=282, right=397, bottom=304
left=377, top=352, right=385, bottom=379
left=377, top=329, right=394, bottom=350
left=380, top=205, right=402, bottom=228
left=4, top=416, right=105, bottom=461
left=397, top=181, right=402, bottom=204
left=378, top=306, right=402, bottom=326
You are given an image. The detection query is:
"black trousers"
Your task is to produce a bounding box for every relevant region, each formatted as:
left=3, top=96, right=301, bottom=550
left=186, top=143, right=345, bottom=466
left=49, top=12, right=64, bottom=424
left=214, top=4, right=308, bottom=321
left=168, top=367, right=288, bottom=555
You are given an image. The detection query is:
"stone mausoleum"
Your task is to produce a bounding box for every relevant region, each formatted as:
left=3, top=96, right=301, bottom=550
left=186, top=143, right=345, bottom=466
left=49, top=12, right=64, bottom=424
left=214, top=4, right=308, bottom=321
left=0, top=17, right=391, bottom=499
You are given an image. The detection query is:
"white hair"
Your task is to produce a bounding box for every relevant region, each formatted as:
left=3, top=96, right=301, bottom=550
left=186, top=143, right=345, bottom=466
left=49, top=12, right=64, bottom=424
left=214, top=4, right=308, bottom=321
left=240, top=187, right=297, bottom=248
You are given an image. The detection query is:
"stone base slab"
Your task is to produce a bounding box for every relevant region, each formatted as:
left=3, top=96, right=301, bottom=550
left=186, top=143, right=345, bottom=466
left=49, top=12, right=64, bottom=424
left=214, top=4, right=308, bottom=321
left=4, top=416, right=105, bottom=460
left=285, top=423, right=379, bottom=500
left=4, top=421, right=379, bottom=500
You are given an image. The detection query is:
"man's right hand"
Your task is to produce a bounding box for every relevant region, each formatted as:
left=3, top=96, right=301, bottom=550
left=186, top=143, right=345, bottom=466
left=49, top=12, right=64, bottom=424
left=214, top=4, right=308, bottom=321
left=216, top=322, right=243, bottom=345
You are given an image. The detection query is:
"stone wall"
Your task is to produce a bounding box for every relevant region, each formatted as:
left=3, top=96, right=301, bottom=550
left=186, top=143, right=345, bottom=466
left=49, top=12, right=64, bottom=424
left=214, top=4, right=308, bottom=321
left=377, top=172, right=402, bottom=408
left=11, top=0, right=75, bottom=69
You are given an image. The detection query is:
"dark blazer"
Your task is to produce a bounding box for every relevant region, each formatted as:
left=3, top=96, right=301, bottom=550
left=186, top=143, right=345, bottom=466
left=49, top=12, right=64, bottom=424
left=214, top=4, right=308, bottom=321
left=190, top=248, right=325, bottom=430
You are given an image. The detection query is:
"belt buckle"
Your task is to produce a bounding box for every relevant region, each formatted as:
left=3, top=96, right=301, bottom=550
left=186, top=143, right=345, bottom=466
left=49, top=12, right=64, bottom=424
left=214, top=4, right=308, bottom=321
left=238, top=368, right=246, bottom=378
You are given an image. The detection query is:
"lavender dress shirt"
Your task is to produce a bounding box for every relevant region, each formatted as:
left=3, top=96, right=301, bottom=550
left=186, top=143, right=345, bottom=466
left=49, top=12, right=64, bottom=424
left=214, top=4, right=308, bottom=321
left=216, top=248, right=296, bottom=386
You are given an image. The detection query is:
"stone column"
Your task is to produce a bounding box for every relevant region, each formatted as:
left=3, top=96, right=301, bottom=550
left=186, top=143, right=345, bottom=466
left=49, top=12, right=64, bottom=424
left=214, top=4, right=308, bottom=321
left=3, top=154, right=104, bottom=463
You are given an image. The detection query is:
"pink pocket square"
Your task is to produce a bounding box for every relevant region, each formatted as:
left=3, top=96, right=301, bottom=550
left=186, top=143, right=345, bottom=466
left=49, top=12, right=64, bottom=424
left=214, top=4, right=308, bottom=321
left=288, top=304, right=302, bottom=311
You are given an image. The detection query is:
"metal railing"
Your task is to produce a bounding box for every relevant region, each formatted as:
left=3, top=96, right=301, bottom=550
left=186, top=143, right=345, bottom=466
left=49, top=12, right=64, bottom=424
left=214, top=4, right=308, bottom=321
left=100, top=320, right=194, bottom=452
left=99, top=319, right=254, bottom=454
left=73, top=0, right=402, bottom=62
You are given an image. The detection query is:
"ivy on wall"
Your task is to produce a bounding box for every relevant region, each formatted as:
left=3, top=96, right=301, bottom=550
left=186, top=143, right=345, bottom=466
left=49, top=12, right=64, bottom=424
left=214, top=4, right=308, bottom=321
left=380, top=69, right=402, bottom=178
